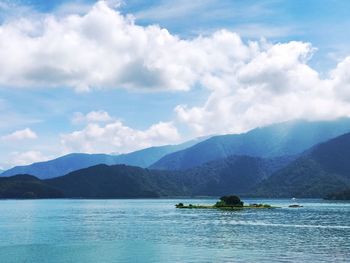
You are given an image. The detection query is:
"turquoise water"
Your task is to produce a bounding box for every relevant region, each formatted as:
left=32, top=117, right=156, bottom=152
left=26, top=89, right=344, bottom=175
left=0, top=199, right=349, bottom=263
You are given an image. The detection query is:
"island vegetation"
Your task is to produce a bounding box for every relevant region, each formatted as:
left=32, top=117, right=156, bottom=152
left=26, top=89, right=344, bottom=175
left=176, top=195, right=276, bottom=210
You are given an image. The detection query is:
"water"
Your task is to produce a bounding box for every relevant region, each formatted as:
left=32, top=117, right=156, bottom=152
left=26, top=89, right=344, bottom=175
left=0, top=199, right=349, bottom=263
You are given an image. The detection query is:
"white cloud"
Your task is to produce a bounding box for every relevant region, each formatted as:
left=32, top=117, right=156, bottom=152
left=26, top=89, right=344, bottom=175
left=0, top=1, right=206, bottom=92
left=105, top=0, right=122, bottom=9
left=331, top=56, right=350, bottom=100
left=0, top=0, right=350, bottom=144
left=0, top=1, right=290, bottom=93
left=72, top=110, right=113, bottom=124
left=175, top=41, right=350, bottom=135
left=2, top=128, right=38, bottom=141
left=61, top=119, right=180, bottom=154
left=7, top=150, right=48, bottom=166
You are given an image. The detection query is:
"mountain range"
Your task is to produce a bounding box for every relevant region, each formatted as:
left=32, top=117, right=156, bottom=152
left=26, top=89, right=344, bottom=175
left=0, top=138, right=204, bottom=179
left=254, top=132, right=350, bottom=197
left=45, top=155, right=292, bottom=198
left=0, top=156, right=290, bottom=199
left=1, top=118, right=350, bottom=199
left=150, top=118, right=350, bottom=170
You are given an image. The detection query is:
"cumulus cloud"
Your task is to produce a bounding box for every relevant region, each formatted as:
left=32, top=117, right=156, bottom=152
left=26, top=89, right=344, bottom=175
left=331, top=57, right=350, bottom=100
left=61, top=119, right=180, bottom=154
left=72, top=110, right=113, bottom=124
left=0, top=1, right=205, bottom=91
left=0, top=1, right=277, bottom=93
left=1, top=128, right=38, bottom=141
left=175, top=41, right=350, bottom=135
left=7, top=150, right=48, bottom=166
left=1, top=0, right=350, bottom=141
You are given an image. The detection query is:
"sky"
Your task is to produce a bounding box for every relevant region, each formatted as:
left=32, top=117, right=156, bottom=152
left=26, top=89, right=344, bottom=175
left=1, top=0, right=350, bottom=169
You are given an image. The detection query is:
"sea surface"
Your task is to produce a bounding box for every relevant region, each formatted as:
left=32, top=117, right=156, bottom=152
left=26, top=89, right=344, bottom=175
left=0, top=198, right=349, bottom=263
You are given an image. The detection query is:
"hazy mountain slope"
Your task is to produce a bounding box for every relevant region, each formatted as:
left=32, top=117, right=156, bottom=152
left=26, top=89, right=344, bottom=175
left=254, top=132, right=350, bottom=198
left=1, top=153, right=119, bottom=179
left=150, top=118, right=350, bottom=170
left=111, top=137, right=208, bottom=168
left=183, top=155, right=295, bottom=196
left=1, top=138, right=204, bottom=179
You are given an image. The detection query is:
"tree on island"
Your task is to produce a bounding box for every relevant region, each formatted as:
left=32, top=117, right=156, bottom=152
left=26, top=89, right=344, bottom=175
left=215, top=195, right=244, bottom=207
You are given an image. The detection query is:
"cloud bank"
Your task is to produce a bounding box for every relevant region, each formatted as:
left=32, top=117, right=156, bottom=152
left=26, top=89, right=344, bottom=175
left=175, top=41, right=350, bottom=135
left=61, top=114, right=180, bottom=153
left=1, top=0, right=350, bottom=166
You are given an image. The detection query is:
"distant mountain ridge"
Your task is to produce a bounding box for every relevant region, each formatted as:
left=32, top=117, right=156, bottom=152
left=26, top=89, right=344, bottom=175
left=108, top=137, right=206, bottom=167
left=1, top=127, right=350, bottom=199
left=1, top=138, right=205, bottom=179
left=0, top=154, right=295, bottom=199
left=2, top=118, right=350, bottom=198
left=150, top=118, right=350, bottom=170
left=253, top=132, right=350, bottom=197
left=1, top=153, right=119, bottom=180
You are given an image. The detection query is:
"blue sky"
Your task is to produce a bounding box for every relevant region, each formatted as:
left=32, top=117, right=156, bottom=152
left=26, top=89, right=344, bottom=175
left=1, top=0, right=350, bottom=169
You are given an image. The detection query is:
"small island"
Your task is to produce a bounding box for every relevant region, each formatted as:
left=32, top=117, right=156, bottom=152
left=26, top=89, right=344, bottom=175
left=176, top=195, right=278, bottom=210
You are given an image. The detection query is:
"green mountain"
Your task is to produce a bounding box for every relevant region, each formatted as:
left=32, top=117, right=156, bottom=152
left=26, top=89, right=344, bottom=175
left=0, top=138, right=203, bottom=179
left=46, top=164, right=188, bottom=198
left=254, top=132, right=350, bottom=198
left=0, top=154, right=293, bottom=198
left=0, top=174, right=63, bottom=199
left=183, top=155, right=294, bottom=196
left=2, top=129, right=350, bottom=199
left=150, top=118, right=350, bottom=170
left=45, top=155, right=293, bottom=198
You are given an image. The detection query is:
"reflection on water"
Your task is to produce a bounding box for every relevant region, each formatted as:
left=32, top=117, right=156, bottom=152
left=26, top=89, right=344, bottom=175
left=0, top=198, right=349, bottom=262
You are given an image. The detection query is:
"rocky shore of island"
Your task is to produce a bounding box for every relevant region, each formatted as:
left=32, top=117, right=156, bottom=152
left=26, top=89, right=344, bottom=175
left=176, top=195, right=279, bottom=210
